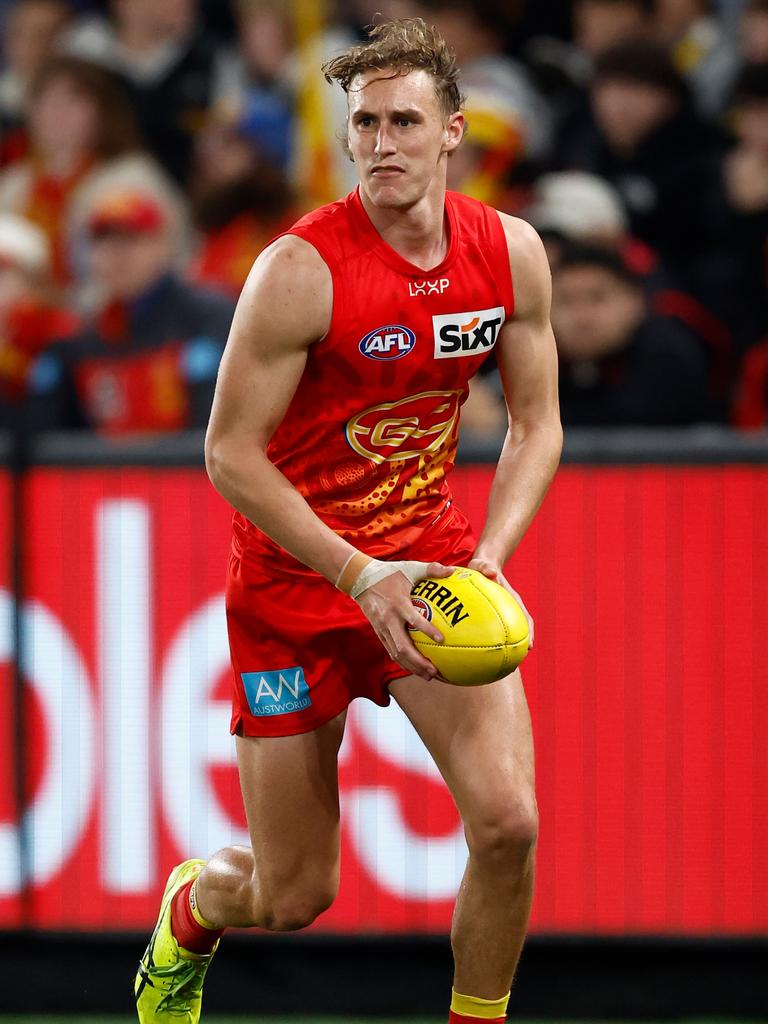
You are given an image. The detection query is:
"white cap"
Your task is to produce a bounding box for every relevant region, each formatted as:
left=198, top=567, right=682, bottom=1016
left=528, top=172, right=628, bottom=239
left=0, top=214, right=50, bottom=276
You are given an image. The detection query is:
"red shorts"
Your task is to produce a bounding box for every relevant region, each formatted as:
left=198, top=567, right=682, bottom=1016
left=226, top=503, right=477, bottom=737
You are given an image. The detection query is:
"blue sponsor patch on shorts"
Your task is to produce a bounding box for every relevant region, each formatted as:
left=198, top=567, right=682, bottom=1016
left=241, top=667, right=311, bottom=716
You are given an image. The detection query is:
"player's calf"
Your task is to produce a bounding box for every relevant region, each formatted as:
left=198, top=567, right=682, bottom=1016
left=194, top=844, right=340, bottom=932
left=256, top=854, right=340, bottom=931
left=260, top=872, right=339, bottom=931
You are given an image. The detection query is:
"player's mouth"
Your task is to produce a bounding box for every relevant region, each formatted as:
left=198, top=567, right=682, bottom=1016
left=370, top=164, right=405, bottom=178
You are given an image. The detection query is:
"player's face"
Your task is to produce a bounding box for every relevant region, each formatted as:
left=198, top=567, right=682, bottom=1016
left=347, top=67, right=464, bottom=209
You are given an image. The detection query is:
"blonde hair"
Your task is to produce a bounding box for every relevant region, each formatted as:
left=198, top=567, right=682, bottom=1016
left=322, top=18, right=464, bottom=119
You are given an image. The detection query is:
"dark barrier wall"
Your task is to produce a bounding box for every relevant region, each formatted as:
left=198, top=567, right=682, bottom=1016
left=1, top=429, right=766, bottom=939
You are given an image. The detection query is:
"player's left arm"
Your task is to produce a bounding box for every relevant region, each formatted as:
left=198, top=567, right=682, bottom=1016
left=469, top=215, right=563, bottom=644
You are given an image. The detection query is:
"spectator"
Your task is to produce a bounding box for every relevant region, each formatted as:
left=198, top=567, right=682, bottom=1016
left=522, top=0, right=653, bottom=114
left=445, top=90, right=527, bottom=210
left=0, top=0, right=71, bottom=167
left=211, top=0, right=359, bottom=201
left=66, top=154, right=189, bottom=306
left=188, top=108, right=298, bottom=297
left=28, top=178, right=233, bottom=435
left=531, top=171, right=738, bottom=399
left=654, top=0, right=741, bottom=115
left=0, top=212, right=76, bottom=426
left=554, top=41, right=734, bottom=312
left=413, top=0, right=553, bottom=162
left=741, top=0, right=768, bottom=64
left=732, top=337, right=768, bottom=426
left=551, top=245, right=716, bottom=426
left=573, top=0, right=654, bottom=58
left=526, top=170, right=661, bottom=274
left=211, top=0, right=296, bottom=126
left=61, top=0, right=218, bottom=184
left=723, top=63, right=768, bottom=348
left=0, top=55, right=143, bottom=286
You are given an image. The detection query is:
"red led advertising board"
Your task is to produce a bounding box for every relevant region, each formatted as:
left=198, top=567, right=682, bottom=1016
left=0, top=465, right=766, bottom=933
left=0, top=467, right=19, bottom=928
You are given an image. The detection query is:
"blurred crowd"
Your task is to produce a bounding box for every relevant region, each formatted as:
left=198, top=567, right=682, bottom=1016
left=0, top=0, right=766, bottom=437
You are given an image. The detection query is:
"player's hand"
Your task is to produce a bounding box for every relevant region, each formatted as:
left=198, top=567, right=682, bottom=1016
left=468, top=556, right=534, bottom=649
left=354, top=560, right=454, bottom=680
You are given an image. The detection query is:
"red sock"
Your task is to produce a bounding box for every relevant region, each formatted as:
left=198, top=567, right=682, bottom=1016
left=170, top=880, right=224, bottom=955
left=449, top=1014, right=506, bottom=1024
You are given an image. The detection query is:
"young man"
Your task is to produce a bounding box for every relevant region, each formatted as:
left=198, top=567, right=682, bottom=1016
left=551, top=244, right=713, bottom=425
left=135, top=18, right=562, bottom=1023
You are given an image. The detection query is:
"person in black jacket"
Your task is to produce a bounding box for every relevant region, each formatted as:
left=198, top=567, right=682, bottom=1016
left=553, top=41, right=734, bottom=317
left=723, top=63, right=768, bottom=351
left=551, top=245, right=718, bottom=425
left=61, top=0, right=219, bottom=185
left=28, top=183, right=234, bottom=434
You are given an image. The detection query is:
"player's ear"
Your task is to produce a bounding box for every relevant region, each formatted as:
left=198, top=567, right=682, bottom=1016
left=338, top=124, right=354, bottom=161
left=442, top=111, right=465, bottom=154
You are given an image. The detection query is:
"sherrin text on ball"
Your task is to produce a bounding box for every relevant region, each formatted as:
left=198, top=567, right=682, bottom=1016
left=409, top=568, right=530, bottom=686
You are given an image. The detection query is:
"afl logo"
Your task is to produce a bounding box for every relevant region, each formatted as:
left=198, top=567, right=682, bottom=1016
left=359, top=325, right=416, bottom=361
left=408, top=597, right=433, bottom=628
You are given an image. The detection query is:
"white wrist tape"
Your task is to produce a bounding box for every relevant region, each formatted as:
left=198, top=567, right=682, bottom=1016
left=349, top=558, right=432, bottom=601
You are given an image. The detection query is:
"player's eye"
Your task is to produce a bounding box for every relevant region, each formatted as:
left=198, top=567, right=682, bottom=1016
left=397, top=118, right=411, bottom=127
left=358, top=117, right=374, bottom=128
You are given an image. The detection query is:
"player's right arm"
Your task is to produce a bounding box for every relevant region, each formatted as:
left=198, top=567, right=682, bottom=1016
left=204, top=235, right=446, bottom=679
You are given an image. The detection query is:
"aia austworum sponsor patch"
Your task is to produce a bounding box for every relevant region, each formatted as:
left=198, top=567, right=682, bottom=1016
left=432, top=306, right=505, bottom=359
left=241, top=667, right=311, bottom=716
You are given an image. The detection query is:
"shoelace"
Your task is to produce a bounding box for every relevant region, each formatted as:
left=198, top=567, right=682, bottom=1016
left=152, top=957, right=209, bottom=1015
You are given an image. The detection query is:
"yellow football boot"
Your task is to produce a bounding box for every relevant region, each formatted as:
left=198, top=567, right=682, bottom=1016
left=135, top=859, right=219, bottom=1022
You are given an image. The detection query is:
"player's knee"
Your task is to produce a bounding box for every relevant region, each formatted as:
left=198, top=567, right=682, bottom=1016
left=260, top=871, right=339, bottom=931
left=465, top=790, right=539, bottom=867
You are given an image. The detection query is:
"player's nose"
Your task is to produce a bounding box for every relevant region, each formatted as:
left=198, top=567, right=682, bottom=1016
left=374, top=126, right=396, bottom=156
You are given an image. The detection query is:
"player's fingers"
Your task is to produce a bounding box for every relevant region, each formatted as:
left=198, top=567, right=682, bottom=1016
left=470, top=560, right=535, bottom=649
left=426, top=561, right=456, bottom=578
left=468, top=557, right=502, bottom=582
left=375, top=625, right=399, bottom=664
left=385, top=618, right=438, bottom=679
left=392, top=635, right=437, bottom=680
left=508, top=586, right=535, bottom=648
left=468, top=556, right=493, bottom=571
left=403, top=602, right=444, bottom=644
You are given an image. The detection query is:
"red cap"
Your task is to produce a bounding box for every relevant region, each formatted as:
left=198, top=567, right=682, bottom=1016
left=88, top=191, right=166, bottom=237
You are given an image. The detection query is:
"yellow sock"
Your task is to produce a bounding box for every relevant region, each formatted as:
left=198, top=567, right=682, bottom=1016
left=450, top=987, right=511, bottom=1021
left=189, top=879, right=220, bottom=930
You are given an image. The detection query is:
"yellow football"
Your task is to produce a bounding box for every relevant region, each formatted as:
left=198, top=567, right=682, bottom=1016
left=409, top=568, right=530, bottom=686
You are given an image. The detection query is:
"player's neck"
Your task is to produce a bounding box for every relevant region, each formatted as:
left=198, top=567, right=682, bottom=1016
left=359, top=182, right=449, bottom=272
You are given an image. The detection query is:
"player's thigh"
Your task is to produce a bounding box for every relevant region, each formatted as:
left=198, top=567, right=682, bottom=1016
left=389, top=670, right=536, bottom=851
left=236, top=709, right=347, bottom=889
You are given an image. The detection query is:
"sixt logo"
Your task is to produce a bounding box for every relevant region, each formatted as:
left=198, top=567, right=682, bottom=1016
left=411, top=579, right=470, bottom=627
left=359, top=325, right=416, bottom=361
left=241, top=667, right=311, bottom=716
left=432, top=306, right=505, bottom=359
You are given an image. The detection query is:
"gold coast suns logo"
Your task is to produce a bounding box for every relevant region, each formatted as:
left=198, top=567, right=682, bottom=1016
left=345, top=390, right=460, bottom=464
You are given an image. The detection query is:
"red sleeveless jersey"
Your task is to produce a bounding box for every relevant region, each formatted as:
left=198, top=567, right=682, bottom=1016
left=233, top=187, right=514, bottom=567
